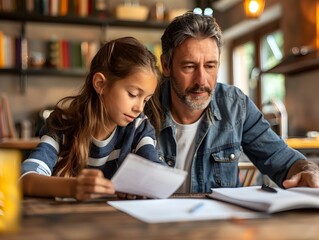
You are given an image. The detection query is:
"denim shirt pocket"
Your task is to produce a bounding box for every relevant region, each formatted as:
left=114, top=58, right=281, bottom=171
left=210, top=145, right=242, bottom=187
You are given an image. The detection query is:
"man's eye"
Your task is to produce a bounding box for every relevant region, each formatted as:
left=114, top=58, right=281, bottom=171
left=207, top=64, right=216, bottom=68
left=183, top=65, right=195, bottom=72
left=184, top=65, right=194, bottom=69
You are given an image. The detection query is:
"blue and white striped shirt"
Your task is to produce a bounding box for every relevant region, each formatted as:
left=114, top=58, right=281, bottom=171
left=21, top=113, right=163, bottom=179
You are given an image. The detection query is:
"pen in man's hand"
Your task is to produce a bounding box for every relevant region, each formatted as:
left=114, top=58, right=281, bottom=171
left=261, top=184, right=277, bottom=193
left=188, top=202, right=205, bottom=213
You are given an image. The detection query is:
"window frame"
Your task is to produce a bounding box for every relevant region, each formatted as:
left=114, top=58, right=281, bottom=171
left=229, top=20, right=281, bottom=109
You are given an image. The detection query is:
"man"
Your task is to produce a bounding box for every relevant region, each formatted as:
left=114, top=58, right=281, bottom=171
left=156, top=12, right=319, bottom=193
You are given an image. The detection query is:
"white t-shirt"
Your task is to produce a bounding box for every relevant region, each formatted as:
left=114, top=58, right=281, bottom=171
left=172, top=114, right=203, bottom=193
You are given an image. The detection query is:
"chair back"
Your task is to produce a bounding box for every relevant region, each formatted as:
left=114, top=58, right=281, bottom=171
left=238, top=162, right=259, bottom=186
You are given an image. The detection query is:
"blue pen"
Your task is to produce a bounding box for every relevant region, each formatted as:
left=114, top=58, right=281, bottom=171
left=188, top=202, right=205, bottom=213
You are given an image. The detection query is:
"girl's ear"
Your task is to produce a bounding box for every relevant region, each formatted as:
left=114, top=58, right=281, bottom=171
left=160, top=55, right=170, bottom=77
left=93, top=72, right=106, bottom=95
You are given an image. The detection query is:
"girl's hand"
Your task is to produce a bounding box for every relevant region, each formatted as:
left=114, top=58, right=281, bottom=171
left=74, top=169, right=115, bottom=201
left=116, top=192, right=147, bottom=200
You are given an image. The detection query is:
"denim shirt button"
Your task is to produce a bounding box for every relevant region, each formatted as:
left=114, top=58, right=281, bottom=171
left=167, top=160, right=174, bottom=166
left=230, top=153, right=235, bottom=160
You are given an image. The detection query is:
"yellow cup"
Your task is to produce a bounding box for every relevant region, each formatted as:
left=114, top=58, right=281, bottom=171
left=0, top=149, right=22, bottom=233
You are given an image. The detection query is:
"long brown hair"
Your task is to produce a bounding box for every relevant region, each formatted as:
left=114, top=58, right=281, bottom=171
left=47, top=37, right=161, bottom=177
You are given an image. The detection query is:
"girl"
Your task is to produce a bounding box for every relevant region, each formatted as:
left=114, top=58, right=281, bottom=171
left=20, top=37, right=163, bottom=201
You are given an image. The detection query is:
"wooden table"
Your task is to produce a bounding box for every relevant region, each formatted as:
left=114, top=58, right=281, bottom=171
left=0, top=138, right=40, bottom=162
left=2, top=194, right=319, bottom=240
left=0, top=138, right=40, bottom=150
left=286, top=138, right=319, bottom=165
left=286, top=137, right=319, bottom=149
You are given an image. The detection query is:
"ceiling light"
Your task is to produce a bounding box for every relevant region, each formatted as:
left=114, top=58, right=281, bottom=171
left=243, top=0, right=265, bottom=18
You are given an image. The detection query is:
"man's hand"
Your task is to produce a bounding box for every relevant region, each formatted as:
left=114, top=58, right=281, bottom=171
left=283, top=160, right=319, bottom=188
left=74, top=169, right=115, bottom=201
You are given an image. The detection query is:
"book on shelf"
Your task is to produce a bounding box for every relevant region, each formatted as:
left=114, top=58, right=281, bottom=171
left=0, top=0, right=110, bottom=18
left=15, top=37, right=22, bottom=68
left=69, top=41, right=84, bottom=69
left=27, top=38, right=98, bottom=70
left=208, top=186, right=319, bottom=213
left=0, top=31, right=3, bottom=67
left=0, top=31, right=21, bottom=69
left=60, top=39, right=70, bottom=69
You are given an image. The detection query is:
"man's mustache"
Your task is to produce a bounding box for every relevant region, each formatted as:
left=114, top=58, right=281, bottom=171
left=187, top=84, right=212, bottom=94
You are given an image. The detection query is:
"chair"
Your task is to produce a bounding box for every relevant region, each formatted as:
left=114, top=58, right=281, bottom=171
left=262, top=100, right=288, bottom=139
left=238, top=162, right=259, bottom=186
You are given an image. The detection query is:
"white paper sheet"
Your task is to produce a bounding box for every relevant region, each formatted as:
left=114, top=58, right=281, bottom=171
left=108, top=199, right=265, bottom=223
left=111, top=153, right=187, bottom=199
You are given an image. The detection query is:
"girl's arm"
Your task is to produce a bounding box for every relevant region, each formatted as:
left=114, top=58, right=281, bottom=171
left=21, top=169, right=115, bottom=201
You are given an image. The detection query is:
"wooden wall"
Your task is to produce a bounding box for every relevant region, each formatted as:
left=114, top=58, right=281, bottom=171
left=282, top=0, right=319, bottom=136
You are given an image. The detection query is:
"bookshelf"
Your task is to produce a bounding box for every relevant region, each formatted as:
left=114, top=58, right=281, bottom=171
left=0, top=10, right=168, bottom=93
left=0, top=12, right=168, bottom=29
left=0, top=0, right=190, bottom=147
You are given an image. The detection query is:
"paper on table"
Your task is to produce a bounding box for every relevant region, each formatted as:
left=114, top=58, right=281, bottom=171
left=108, top=199, right=265, bottom=223
left=111, top=153, right=187, bottom=199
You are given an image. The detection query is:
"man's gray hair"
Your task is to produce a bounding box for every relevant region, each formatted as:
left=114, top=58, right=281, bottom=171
left=161, top=12, right=223, bottom=68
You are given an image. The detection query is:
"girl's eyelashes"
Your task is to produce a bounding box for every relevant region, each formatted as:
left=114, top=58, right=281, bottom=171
left=128, top=92, right=137, bottom=98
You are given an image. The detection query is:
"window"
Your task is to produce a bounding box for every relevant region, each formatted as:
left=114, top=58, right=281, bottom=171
left=233, top=41, right=257, bottom=103
left=231, top=21, right=284, bottom=109
left=260, top=30, right=284, bottom=104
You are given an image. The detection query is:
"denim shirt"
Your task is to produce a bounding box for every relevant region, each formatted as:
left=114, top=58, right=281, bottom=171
left=158, top=80, right=305, bottom=192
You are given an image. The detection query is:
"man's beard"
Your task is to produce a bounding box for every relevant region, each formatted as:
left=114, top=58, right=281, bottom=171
left=170, top=76, right=213, bottom=110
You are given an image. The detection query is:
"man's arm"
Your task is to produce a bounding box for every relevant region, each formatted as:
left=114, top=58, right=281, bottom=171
left=283, top=159, right=319, bottom=188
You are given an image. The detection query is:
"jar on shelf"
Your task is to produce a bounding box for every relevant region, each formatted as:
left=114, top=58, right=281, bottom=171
left=150, top=2, right=166, bottom=22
